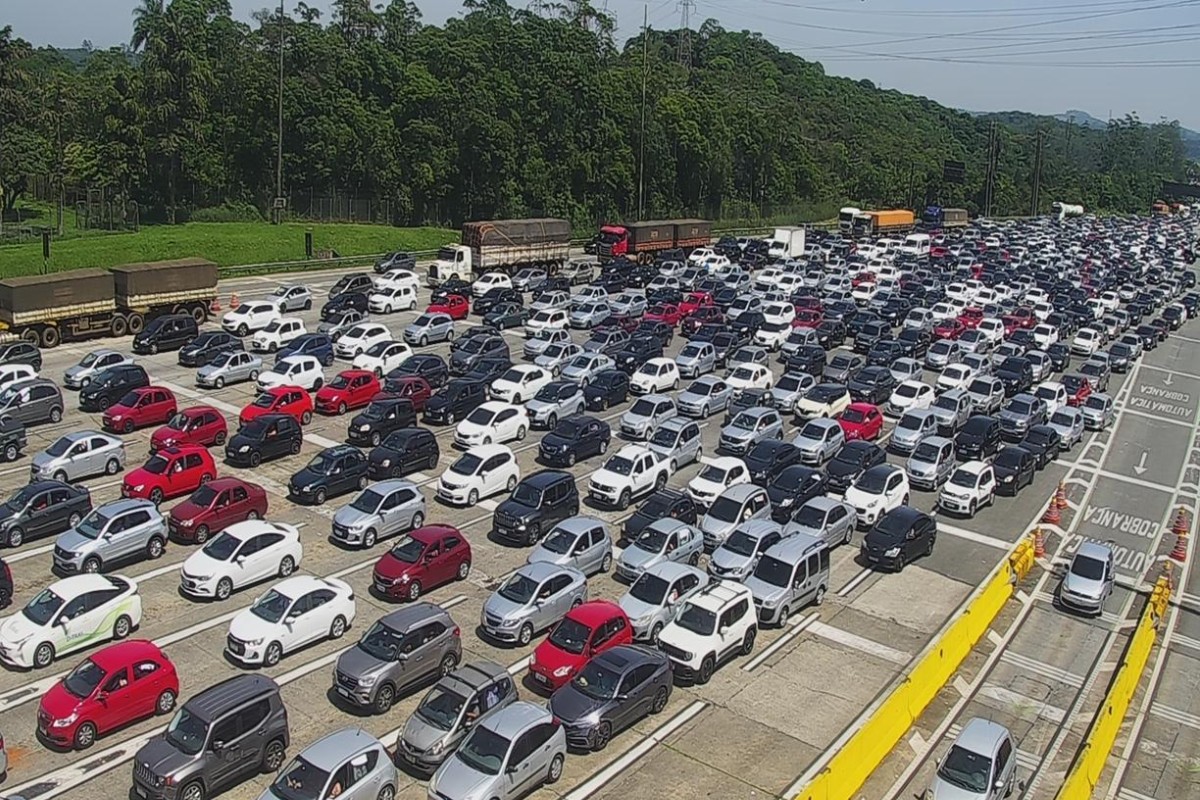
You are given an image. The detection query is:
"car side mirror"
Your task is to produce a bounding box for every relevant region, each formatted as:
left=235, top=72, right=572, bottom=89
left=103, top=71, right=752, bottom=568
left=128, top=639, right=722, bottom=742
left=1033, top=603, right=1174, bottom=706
left=235, top=555, right=245, bottom=564
left=284, top=615, right=297, bottom=626
left=211, top=739, right=225, bottom=753
left=97, top=691, right=108, bottom=703
left=506, top=763, right=520, bottom=775
left=718, top=625, right=729, bottom=636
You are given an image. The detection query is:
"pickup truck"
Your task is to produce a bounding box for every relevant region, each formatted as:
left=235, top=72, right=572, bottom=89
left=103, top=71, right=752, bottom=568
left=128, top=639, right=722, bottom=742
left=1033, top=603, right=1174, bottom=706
left=588, top=445, right=673, bottom=510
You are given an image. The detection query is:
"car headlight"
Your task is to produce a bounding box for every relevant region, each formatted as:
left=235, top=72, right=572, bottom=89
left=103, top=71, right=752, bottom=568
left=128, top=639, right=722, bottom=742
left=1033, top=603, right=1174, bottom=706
left=428, top=737, right=446, bottom=755
left=399, top=574, right=411, bottom=582
left=111, top=414, right=123, bottom=422
left=358, top=674, right=378, bottom=686
left=179, top=518, right=195, bottom=527
left=359, top=424, right=371, bottom=431
left=500, top=617, right=519, bottom=627
left=1002, top=475, right=1014, bottom=483
left=885, top=546, right=902, bottom=557
left=553, top=666, right=572, bottom=678
left=780, top=497, right=794, bottom=507
left=133, top=484, right=145, bottom=492
left=51, top=712, right=79, bottom=727
left=379, top=458, right=391, bottom=467
left=243, top=637, right=265, bottom=646
left=239, top=445, right=249, bottom=453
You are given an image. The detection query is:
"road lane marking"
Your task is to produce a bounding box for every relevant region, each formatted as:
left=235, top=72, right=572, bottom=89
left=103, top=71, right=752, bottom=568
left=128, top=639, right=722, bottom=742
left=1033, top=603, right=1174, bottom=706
left=835, top=566, right=872, bottom=597
left=1149, top=701, right=1200, bottom=731
left=978, top=684, right=1067, bottom=723
left=936, top=523, right=1011, bottom=550
left=743, top=612, right=819, bottom=671
left=1139, top=363, right=1200, bottom=382
left=999, top=649, right=1085, bottom=688
left=807, top=621, right=909, bottom=665
left=1116, top=789, right=1160, bottom=800
left=1117, top=408, right=1195, bottom=428
left=4, top=542, right=57, bottom=563
left=1173, top=633, right=1200, bottom=654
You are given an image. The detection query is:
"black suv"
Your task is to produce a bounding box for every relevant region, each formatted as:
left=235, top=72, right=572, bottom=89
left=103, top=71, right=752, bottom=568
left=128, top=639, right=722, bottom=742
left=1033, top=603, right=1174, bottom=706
left=538, top=415, right=611, bottom=466
left=612, top=336, right=664, bottom=374
left=493, top=470, right=580, bottom=545
left=347, top=397, right=416, bottom=447
left=0, top=480, right=92, bottom=548
left=825, top=440, right=887, bottom=494
left=584, top=369, right=630, bottom=411
left=423, top=379, right=487, bottom=425
left=79, top=364, right=150, bottom=411
left=288, top=445, right=370, bottom=505
left=329, top=272, right=374, bottom=297
left=633, top=320, right=673, bottom=348
left=132, top=313, right=198, bottom=355
left=853, top=320, right=892, bottom=355
left=621, top=489, right=697, bottom=543
left=388, top=354, right=449, bottom=390
left=743, top=439, right=804, bottom=485
left=956, top=415, right=1003, bottom=461
left=225, top=414, right=303, bottom=467
left=848, top=366, right=897, bottom=405
left=866, top=339, right=906, bottom=368
left=178, top=330, right=244, bottom=367
left=472, top=287, right=523, bottom=316
left=368, top=428, right=439, bottom=480
left=785, top=345, right=826, bottom=378
left=0, top=416, right=26, bottom=463
left=322, top=291, right=369, bottom=317
left=995, top=357, right=1033, bottom=396
left=767, top=465, right=827, bottom=523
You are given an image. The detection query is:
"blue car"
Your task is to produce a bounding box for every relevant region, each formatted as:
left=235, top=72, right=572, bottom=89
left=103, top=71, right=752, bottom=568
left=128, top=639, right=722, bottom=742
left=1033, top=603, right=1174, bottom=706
left=275, top=333, right=335, bottom=366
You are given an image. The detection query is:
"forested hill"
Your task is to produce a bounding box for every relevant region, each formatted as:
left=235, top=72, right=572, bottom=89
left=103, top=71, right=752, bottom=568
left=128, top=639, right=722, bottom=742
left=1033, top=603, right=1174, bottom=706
left=0, top=0, right=1192, bottom=228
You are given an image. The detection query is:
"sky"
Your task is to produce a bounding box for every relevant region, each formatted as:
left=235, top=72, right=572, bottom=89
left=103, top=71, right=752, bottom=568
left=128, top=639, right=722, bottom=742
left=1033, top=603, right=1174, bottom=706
left=9, top=0, right=1200, bottom=130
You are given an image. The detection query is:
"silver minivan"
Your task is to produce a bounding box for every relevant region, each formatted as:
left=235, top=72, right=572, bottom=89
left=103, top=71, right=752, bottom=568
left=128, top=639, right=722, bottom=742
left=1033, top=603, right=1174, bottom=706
left=53, top=498, right=167, bottom=574
left=906, top=435, right=957, bottom=490
left=745, top=533, right=830, bottom=626
left=525, top=517, right=613, bottom=576
left=480, top=562, right=588, bottom=646
left=648, top=417, right=703, bottom=472
left=0, top=378, right=65, bottom=426
left=330, top=479, right=426, bottom=548
left=261, top=727, right=396, bottom=800
left=31, top=431, right=125, bottom=483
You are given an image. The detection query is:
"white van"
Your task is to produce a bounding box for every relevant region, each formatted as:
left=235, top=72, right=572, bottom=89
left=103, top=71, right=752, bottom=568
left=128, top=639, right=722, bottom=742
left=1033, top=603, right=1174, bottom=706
left=899, top=233, right=931, bottom=258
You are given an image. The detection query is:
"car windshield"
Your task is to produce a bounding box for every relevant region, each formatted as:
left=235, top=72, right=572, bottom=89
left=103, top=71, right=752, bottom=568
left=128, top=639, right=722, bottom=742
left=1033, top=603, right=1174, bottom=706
left=498, top=573, right=539, bottom=603
left=913, top=442, right=940, bottom=462
left=117, top=390, right=140, bottom=407
left=635, top=525, right=671, bottom=553
left=250, top=589, right=293, bottom=624
left=456, top=727, right=510, bottom=776
left=202, top=532, right=240, bottom=561
left=1027, top=429, right=1052, bottom=445
left=949, top=469, right=978, bottom=489
left=140, top=454, right=170, bottom=475
left=1071, top=554, right=1106, bottom=580
left=842, top=407, right=868, bottom=423
left=572, top=659, right=621, bottom=701
left=1051, top=411, right=1075, bottom=427
left=63, top=657, right=106, bottom=699
left=698, top=463, right=733, bottom=484
left=511, top=483, right=542, bottom=506
left=996, top=448, right=1026, bottom=468
left=730, top=413, right=760, bottom=432
left=792, top=503, right=829, bottom=529
left=968, top=379, right=993, bottom=395
left=350, top=489, right=386, bottom=513
left=22, top=588, right=64, bottom=626
left=777, top=376, right=804, bottom=392
left=650, top=426, right=680, bottom=448
left=629, top=572, right=669, bottom=605
left=723, top=529, right=761, bottom=557
left=1008, top=399, right=1035, bottom=416
left=856, top=469, right=890, bottom=493
left=356, top=619, right=406, bottom=661
left=414, top=314, right=437, bottom=326
left=252, top=393, right=275, bottom=409
left=164, top=707, right=208, bottom=756
left=897, top=414, right=924, bottom=431
left=45, top=436, right=73, bottom=457
left=896, top=384, right=921, bottom=398
left=681, top=345, right=704, bottom=359
left=548, top=617, right=592, bottom=655
left=415, top=685, right=467, bottom=731
left=630, top=399, right=656, bottom=416
left=271, top=756, right=330, bottom=800
left=708, top=494, right=747, bottom=522
left=731, top=367, right=757, bottom=381
left=449, top=452, right=484, bottom=476
left=936, top=744, right=992, bottom=793
left=74, top=507, right=113, bottom=540
left=808, top=385, right=841, bottom=402
left=675, top=604, right=717, bottom=635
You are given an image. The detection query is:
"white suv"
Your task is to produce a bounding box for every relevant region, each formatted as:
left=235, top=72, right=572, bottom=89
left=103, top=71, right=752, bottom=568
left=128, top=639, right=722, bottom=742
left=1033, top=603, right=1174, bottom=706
left=657, top=581, right=757, bottom=684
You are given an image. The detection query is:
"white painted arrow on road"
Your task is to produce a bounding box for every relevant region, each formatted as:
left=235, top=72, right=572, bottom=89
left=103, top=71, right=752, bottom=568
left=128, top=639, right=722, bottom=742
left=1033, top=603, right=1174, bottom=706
left=1134, top=451, right=1149, bottom=475
left=1164, top=373, right=1175, bottom=386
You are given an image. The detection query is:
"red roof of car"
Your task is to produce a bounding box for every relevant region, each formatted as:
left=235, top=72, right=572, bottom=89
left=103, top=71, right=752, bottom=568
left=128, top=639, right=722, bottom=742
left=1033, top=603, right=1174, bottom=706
left=410, top=524, right=462, bottom=545
left=89, top=639, right=167, bottom=670
left=565, top=599, right=626, bottom=628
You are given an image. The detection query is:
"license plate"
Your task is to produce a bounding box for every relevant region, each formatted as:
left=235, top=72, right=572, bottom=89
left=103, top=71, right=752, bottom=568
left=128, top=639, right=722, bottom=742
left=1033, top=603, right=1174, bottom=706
left=336, top=686, right=350, bottom=698
left=532, top=672, right=549, bottom=684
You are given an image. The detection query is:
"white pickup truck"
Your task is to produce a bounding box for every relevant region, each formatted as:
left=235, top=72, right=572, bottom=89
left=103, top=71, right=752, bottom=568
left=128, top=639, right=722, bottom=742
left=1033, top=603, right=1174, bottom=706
left=588, top=445, right=673, bottom=510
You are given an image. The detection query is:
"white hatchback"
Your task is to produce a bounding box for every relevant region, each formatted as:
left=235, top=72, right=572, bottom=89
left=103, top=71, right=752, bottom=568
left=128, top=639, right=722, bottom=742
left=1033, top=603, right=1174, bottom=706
left=454, top=401, right=529, bottom=448
left=256, top=355, right=325, bottom=391
left=490, top=365, right=553, bottom=404
left=437, top=443, right=520, bottom=506
left=352, top=340, right=413, bottom=377
left=630, top=358, right=681, bottom=395
left=686, top=456, right=750, bottom=507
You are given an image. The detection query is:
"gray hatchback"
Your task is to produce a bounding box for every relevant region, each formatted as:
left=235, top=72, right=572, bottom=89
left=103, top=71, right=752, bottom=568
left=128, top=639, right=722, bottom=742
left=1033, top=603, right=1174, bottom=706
left=261, top=727, right=396, bottom=800
left=526, top=517, right=614, bottom=576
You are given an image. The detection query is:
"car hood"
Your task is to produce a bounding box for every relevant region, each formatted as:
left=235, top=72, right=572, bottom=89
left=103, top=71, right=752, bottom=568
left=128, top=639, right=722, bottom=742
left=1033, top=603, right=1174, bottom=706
left=401, top=711, right=453, bottom=752
left=619, top=595, right=660, bottom=624
left=432, top=758, right=496, bottom=800
left=721, top=425, right=754, bottom=441
left=863, top=529, right=902, bottom=548
left=373, top=553, right=419, bottom=581
left=548, top=683, right=610, bottom=724
left=0, top=612, right=41, bottom=643
left=227, top=432, right=262, bottom=451
left=135, top=736, right=198, bottom=780
left=290, top=466, right=326, bottom=488
left=792, top=435, right=822, bottom=452
left=333, top=505, right=373, bottom=529
left=533, top=638, right=583, bottom=676
left=64, top=364, right=88, bottom=379
left=618, top=545, right=660, bottom=573
left=482, top=592, right=529, bottom=621
left=40, top=680, right=86, bottom=719
left=710, top=547, right=752, bottom=573
left=1063, top=570, right=1105, bottom=599
left=55, top=527, right=96, bottom=554
left=621, top=412, right=652, bottom=427
left=31, top=451, right=61, bottom=471
left=336, top=642, right=392, bottom=682
left=182, top=549, right=228, bottom=576
left=928, top=776, right=990, bottom=800
left=228, top=610, right=279, bottom=642
left=997, top=410, right=1026, bottom=426
left=525, top=398, right=557, bottom=415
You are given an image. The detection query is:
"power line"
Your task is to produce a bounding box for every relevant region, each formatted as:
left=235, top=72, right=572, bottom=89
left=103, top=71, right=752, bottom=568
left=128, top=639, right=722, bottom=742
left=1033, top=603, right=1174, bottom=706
left=753, top=0, right=1193, bottom=17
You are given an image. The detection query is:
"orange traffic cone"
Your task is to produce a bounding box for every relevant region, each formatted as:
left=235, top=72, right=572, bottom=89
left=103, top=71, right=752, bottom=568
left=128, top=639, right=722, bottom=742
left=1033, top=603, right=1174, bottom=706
left=1170, top=515, right=1190, bottom=562
left=1042, top=499, right=1061, bottom=526
left=210, top=296, right=221, bottom=314
left=1172, top=506, right=1190, bottom=538
left=1055, top=482, right=1069, bottom=510
left=1033, top=526, right=1046, bottom=559
left=230, top=291, right=240, bottom=308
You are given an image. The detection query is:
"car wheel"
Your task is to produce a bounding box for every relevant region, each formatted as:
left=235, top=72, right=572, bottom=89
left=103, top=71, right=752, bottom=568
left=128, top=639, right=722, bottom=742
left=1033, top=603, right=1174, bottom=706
left=902, top=493, right=910, bottom=505
left=5, top=526, right=24, bottom=547
left=592, top=721, right=613, bottom=752
left=566, top=451, right=576, bottom=466
left=741, top=628, right=757, bottom=656
left=404, top=579, right=423, bottom=601
left=73, top=721, right=98, bottom=750
left=374, top=684, right=396, bottom=714
left=650, top=621, right=664, bottom=643
left=2, top=443, right=16, bottom=462
left=249, top=452, right=262, bottom=468
left=156, top=688, right=177, bottom=715
left=518, top=623, right=534, bottom=646
left=314, top=488, right=327, bottom=506
left=599, top=439, right=608, bottom=454
left=925, top=535, right=936, bottom=557
left=337, top=401, right=347, bottom=415
left=150, top=488, right=164, bottom=505
left=278, top=555, right=295, bottom=577
left=617, top=489, right=631, bottom=510
left=329, top=615, right=348, bottom=640
left=215, top=431, right=227, bottom=445
left=50, top=406, right=63, bottom=423
left=238, top=324, right=249, bottom=336
left=82, top=556, right=102, bottom=574
left=214, top=376, right=225, bottom=389
left=547, top=413, right=557, bottom=430
left=457, top=560, right=471, bottom=581
left=697, top=655, right=715, bottom=684
left=357, top=475, right=368, bottom=491
left=113, top=614, right=132, bottom=639
left=969, top=500, right=977, bottom=517
left=547, top=753, right=565, bottom=785
left=215, top=578, right=233, bottom=600
left=147, top=537, right=164, bottom=560
left=364, top=529, right=378, bottom=548
left=651, top=685, right=669, bottom=714
left=600, top=551, right=613, bottom=573
left=301, top=410, right=313, bottom=425
left=179, top=782, right=205, bottom=800
left=600, top=397, right=609, bottom=410
left=814, top=585, right=826, bottom=606
left=516, top=425, right=526, bottom=441
left=419, top=335, right=428, bottom=347
left=264, top=641, right=283, bottom=667
left=439, top=651, right=459, bottom=678
left=467, top=488, right=479, bottom=507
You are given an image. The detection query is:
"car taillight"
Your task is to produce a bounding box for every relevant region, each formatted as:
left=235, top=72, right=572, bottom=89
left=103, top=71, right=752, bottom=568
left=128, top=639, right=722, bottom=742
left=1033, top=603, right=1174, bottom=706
left=452, top=626, right=461, bottom=638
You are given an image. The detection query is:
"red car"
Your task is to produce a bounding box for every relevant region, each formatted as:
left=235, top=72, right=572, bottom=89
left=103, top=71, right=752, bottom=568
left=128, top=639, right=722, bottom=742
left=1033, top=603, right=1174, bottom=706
left=372, top=524, right=472, bottom=601
left=957, top=307, right=985, bottom=330
left=793, top=295, right=823, bottom=312
left=679, top=291, right=714, bottom=317
left=528, top=600, right=633, bottom=692
left=100, top=387, right=177, bottom=434
left=315, top=370, right=380, bottom=415
left=37, top=640, right=179, bottom=751
left=599, top=314, right=641, bottom=335
left=680, top=306, right=724, bottom=336
left=239, top=385, right=314, bottom=426
left=838, top=402, right=884, bottom=442
left=1062, top=374, right=1093, bottom=407
left=643, top=303, right=683, bottom=327
left=122, top=445, right=216, bottom=504
left=150, top=406, right=228, bottom=452
left=1009, top=307, right=1037, bottom=329
left=933, top=318, right=966, bottom=340
left=792, top=308, right=824, bottom=329
left=382, top=375, right=432, bottom=412
left=1000, top=315, right=1024, bottom=337
left=851, top=270, right=874, bottom=287
left=168, top=477, right=268, bottom=543
left=426, top=294, right=470, bottom=320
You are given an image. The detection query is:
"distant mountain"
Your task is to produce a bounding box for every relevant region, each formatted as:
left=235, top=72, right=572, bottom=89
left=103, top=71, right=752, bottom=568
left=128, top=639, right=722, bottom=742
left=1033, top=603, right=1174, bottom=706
left=968, top=107, right=1200, bottom=160
left=1055, top=110, right=1109, bottom=129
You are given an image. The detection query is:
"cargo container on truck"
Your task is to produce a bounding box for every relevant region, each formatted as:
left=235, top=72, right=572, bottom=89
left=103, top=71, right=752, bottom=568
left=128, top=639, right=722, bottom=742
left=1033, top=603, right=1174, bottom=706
left=920, top=206, right=969, bottom=229
left=0, top=258, right=218, bottom=348
left=595, top=219, right=713, bottom=263
left=1051, top=202, right=1084, bottom=221
left=427, top=218, right=572, bottom=286
left=865, top=209, right=916, bottom=236
left=767, top=226, right=806, bottom=260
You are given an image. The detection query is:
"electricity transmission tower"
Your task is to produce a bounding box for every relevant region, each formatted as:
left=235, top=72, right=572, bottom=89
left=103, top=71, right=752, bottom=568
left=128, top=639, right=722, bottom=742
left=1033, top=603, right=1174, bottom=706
left=677, top=0, right=694, bottom=68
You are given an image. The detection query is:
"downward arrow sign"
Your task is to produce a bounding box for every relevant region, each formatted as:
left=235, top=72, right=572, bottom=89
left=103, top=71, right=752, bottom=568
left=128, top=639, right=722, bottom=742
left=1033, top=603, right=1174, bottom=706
left=1134, top=451, right=1149, bottom=475
left=1164, top=373, right=1175, bottom=386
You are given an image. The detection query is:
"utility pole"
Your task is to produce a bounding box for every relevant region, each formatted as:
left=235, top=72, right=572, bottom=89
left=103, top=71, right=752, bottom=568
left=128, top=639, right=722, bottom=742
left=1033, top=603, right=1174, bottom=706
left=274, top=0, right=285, bottom=225
left=676, top=0, right=693, bottom=69
left=1030, top=129, right=1045, bottom=217
left=637, top=4, right=649, bottom=220
left=984, top=120, right=998, bottom=218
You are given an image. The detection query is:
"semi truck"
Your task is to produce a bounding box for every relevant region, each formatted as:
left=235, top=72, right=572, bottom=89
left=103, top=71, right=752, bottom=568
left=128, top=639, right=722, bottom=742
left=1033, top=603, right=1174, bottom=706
left=595, top=219, right=713, bottom=263
left=0, top=257, right=219, bottom=348
left=838, top=207, right=863, bottom=234
left=1052, top=202, right=1085, bottom=222
left=920, top=206, right=969, bottom=230
left=427, top=218, right=572, bottom=286
left=767, top=226, right=806, bottom=260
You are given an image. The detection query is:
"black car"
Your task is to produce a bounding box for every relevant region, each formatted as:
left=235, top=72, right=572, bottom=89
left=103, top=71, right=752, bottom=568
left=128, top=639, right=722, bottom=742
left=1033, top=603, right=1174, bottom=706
left=995, top=356, right=1033, bottom=396
left=767, top=465, right=827, bottom=523
left=1046, top=342, right=1072, bottom=372
left=711, top=331, right=749, bottom=367
left=814, top=320, right=846, bottom=349
left=423, top=379, right=487, bottom=425
left=713, top=286, right=739, bottom=309
left=1163, top=304, right=1184, bottom=330
left=374, top=251, right=416, bottom=273
left=1133, top=324, right=1160, bottom=351
left=493, top=470, right=581, bottom=545
left=956, top=415, right=1003, bottom=461
left=462, top=357, right=513, bottom=385
left=329, top=272, right=374, bottom=298
left=548, top=644, right=672, bottom=747
left=0, top=416, right=26, bottom=463
left=388, top=354, right=449, bottom=390
left=896, top=329, right=931, bottom=360
left=1008, top=329, right=1037, bottom=351
left=861, top=506, right=936, bottom=572
left=79, top=364, right=150, bottom=412
left=288, top=445, right=369, bottom=505
left=853, top=320, right=891, bottom=355
left=1018, top=424, right=1062, bottom=469
left=347, top=397, right=416, bottom=447
left=621, top=489, right=697, bottom=544
left=825, top=440, right=887, bottom=494
left=730, top=311, right=765, bottom=339
left=225, top=413, right=303, bottom=467
left=613, top=336, right=664, bottom=374
left=436, top=277, right=474, bottom=297
left=993, top=445, right=1036, bottom=495
left=538, top=414, right=612, bottom=466
left=848, top=366, right=896, bottom=405
left=593, top=272, right=626, bottom=294
left=743, top=439, right=804, bottom=485
left=449, top=335, right=509, bottom=376
left=367, top=428, right=440, bottom=480
left=132, top=313, right=198, bottom=355
left=785, top=345, right=826, bottom=379
left=321, top=291, right=370, bottom=317
left=584, top=369, right=630, bottom=411
left=484, top=302, right=530, bottom=330
left=0, top=341, right=42, bottom=371
left=0, top=480, right=92, bottom=548
left=878, top=297, right=912, bottom=324
left=449, top=327, right=495, bottom=352
left=178, top=331, right=244, bottom=367
left=0, top=555, right=10, bottom=608
left=473, top=288, right=523, bottom=316
left=633, top=320, right=673, bottom=349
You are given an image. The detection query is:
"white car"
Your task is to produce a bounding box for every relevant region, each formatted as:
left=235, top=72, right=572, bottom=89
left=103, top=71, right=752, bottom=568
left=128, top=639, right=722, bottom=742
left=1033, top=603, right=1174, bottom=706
left=1072, top=328, right=1102, bottom=356
left=368, top=285, right=418, bottom=314
left=753, top=321, right=792, bottom=352
left=472, top=272, right=513, bottom=298
left=852, top=281, right=879, bottom=305
left=437, top=443, right=520, bottom=506
left=630, top=357, right=681, bottom=395
left=928, top=302, right=957, bottom=322
left=1032, top=323, right=1059, bottom=349
left=490, top=365, right=553, bottom=404
left=373, top=268, right=420, bottom=293
left=225, top=576, right=357, bottom=667
left=222, top=301, right=281, bottom=336
left=524, top=309, right=569, bottom=337
left=935, top=363, right=975, bottom=394
left=686, top=456, right=750, bottom=507
left=977, top=318, right=1005, bottom=344
left=179, top=521, right=304, bottom=601
left=0, top=574, right=143, bottom=669
left=249, top=317, right=306, bottom=353
left=0, top=363, right=37, bottom=393
left=845, top=465, right=910, bottom=528
left=334, top=323, right=393, bottom=359
left=352, top=340, right=413, bottom=377
left=726, top=363, right=774, bottom=396
left=937, top=460, right=997, bottom=518
left=657, top=582, right=757, bottom=684
left=454, top=401, right=529, bottom=448
left=795, top=384, right=852, bottom=419
left=887, top=380, right=935, bottom=415
left=688, top=247, right=717, bottom=264
left=267, top=284, right=313, bottom=312
left=257, top=355, right=325, bottom=391
left=762, top=302, right=796, bottom=326
left=1034, top=381, right=1068, bottom=415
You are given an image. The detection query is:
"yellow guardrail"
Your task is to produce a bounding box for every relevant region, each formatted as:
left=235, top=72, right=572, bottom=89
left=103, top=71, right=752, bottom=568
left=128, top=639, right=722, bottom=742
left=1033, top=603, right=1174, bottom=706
left=1053, top=571, right=1172, bottom=800
left=794, top=534, right=1038, bottom=800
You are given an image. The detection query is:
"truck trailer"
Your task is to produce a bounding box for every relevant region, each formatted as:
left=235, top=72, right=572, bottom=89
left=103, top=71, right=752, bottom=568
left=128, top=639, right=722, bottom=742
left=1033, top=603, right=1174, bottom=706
left=0, top=257, right=218, bottom=348
left=920, top=206, right=969, bottom=230
left=595, top=218, right=713, bottom=263
left=864, top=209, right=916, bottom=236
left=1052, top=202, right=1084, bottom=222
left=767, top=226, right=806, bottom=260
left=428, top=218, right=572, bottom=286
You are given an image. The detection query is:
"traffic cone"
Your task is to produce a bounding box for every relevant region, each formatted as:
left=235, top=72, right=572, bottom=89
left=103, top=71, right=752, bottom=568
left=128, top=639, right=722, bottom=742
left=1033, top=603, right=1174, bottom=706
left=1033, top=526, right=1046, bottom=559
left=1172, top=506, right=1190, bottom=538
left=1170, top=517, right=1189, bottom=562
left=210, top=296, right=221, bottom=314
left=1054, top=481, right=1069, bottom=510
left=1042, top=499, right=1061, bottom=526
left=230, top=291, right=240, bottom=308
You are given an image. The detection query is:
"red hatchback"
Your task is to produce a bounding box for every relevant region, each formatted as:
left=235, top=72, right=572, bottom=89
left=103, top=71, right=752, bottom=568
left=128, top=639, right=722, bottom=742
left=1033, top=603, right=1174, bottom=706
left=679, top=291, right=714, bottom=317
left=933, top=318, right=966, bottom=340
left=1062, top=374, right=1093, bottom=407
left=150, top=406, right=228, bottom=452
left=372, top=525, right=472, bottom=601
left=239, top=385, right=313, bottom=427
left=680, top=306, right=724, bottom=336
left=957, top=307, right=985, bottom=329
left=427, top=294, right=470, bottom=320
left=315, top=370, right=380, bottom=415
left=37, top=640, right=179, bottom=751
left=529, top=600, right=633, bottom=692
left=122, top=446, right=216, bottom=504
left=838, top=402, right=884, bottom=441
left=792, top=308, right=824, bottom=329
left=382, top=375, right=432, bottom=412
left=644, top=303, right=683, bottom=327
left=168, top=477, right=268, bottom=544
left=101, top=387, right=177, bottom=434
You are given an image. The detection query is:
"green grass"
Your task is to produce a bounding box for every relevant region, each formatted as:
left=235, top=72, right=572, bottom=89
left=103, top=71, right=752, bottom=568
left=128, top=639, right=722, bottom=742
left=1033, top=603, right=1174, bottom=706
left=0, top=221, right=455, bottom=277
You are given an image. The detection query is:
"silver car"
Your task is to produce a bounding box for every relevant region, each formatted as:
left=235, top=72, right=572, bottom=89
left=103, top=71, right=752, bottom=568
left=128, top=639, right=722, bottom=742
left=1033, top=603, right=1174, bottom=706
left=609, top=292, right=647, bottom=317
left=618, top=562, right=709, bottom=642
left=523, top=328, right=571, bottom=359
left=480, top=562, right=587, bottom=646
left=427, top=701, right=567, bottom=800
left=701, top=483, right=772, bottom=549
left=560, top=352, right=614, bottom=385
left=614, top=518, right=704, bottom=583
left=512, top=267, right=547, bottom=292
left=531, top=290, right=571, bottom=312
left=404, top=313, right=456, bottom=347
left=533, top=342, right=583, bottom=376
left=330, top=479, right=426, bottom=548
left=52, top=498, right=167, bottom=574
left=929, top=388, right=972, bottom=435
left=708, top=519, right=787, bottom=582
left=719, top=407, right=784, bottom=456
left=783, top=496, right=856, bottom=548
left=525, top=381, right=586, bottom=429
left=63, top=349, right=134, bottom=389
left=967, top=376, right=1005, bottom=415
left=889, top=357, right=923, bottom=385
left=906, top=435, right=956, bottom=490
left=676, top=376, right=733, bottom=418
left=648, top=417, right=704, bottom=471
left=770, top=372, right=816, bottom=413
left=925, top=339, right=964, bottom=370
left=569, top=301, right=610, bottom=329
left=675, top=341, right=717, bottom=378
left=727, top=345, right=769, bottom=370
left=195, top=350, right=263, bottom=389
left=1080, top=392, right=1115, bottom=430
left=526, top=516, right=613, bottom=576
left=619, top=393, right=677, bottom=440
left=318, top=308, right=367, bottom=339
left=1057, top=540, right=1115, bottom=615
left=791, top=417, right=845, bottom=465
left=267, top=283, right=313, bottom=313
left=780, top=328, right=820, bottom=358
left=890, top=408, right=939, bottom=454
left=1048, top=406, right=1085, bottom=449
left=262, top=727, right=395, bottom=800
left=824, top=353, right=865, bottom=384
left=31, top=431, right=125, bottom=483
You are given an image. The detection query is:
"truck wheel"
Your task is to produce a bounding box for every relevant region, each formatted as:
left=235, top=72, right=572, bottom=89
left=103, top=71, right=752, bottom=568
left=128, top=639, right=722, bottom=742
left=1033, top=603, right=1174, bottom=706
left=191, top=305, right=207, bottom=325
left=127, top=314, right=145, bottom=335
left=110, top=316, right=128, bottom=337
left=40, top=326, right=61, bottom=348
left=20, top=329, right=40, bottom=346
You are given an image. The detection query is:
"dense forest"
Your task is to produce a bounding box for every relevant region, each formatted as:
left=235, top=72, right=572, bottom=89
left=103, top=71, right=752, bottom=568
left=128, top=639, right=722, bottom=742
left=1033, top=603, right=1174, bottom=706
left=0, top=0, right=1193, bottom=229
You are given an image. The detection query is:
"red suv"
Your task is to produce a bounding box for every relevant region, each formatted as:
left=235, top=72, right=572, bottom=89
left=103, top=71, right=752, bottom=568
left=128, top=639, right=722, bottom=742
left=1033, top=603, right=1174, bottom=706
left=529, top=600, right=633, bottom=692
left=122, top=446, right=216, bottom=504
left=371, top=525, right=472, bottom=601
left=315, top=370, right=380, bottom=415
left=239, top=385, right=314, bottom=426
left=150, top=406, right=228, bottom=452
left=426, top=294, right=470, bottom=320
left=168, top=477, right=268, bottom=544
left=37, top=640, right=179, bottom=750
left=101, top=387, right=177, bottom=434
left=382, top=375, right=432, bottom=412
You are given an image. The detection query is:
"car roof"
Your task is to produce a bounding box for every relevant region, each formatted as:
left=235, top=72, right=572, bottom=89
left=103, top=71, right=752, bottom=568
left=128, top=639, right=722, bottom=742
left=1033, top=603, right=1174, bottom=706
left=733, top=519, right=782, bottom=539
left=368, top=478, right=419, bottom=494
left=643, top=561, right=704, bottom=582
left=442, top=660, right=510, bottom=696
left=96, top=497, right=157, bottom=516
left=565, top=599, right=624, bottom=627
left=463, top=443, right=512, bottom=461
left=48, top=573, right=127, bottom=598
left=1076, top=540, right=1113, bottom=561
left=186, top=674, right=280, bottom=723
left=552, top=516, right=605, bottom=536
left=721, top=483, right=767, bottom=501
left=63, top=430, right=110, bottom=443
left=297, top=726, right=384, bottom=769
left=688, top=580, right=752, bottom=611
left=958, top=460, right=990, bottom=475
left=482, top=700, right=552, bottom=738
left=955, top=717, right=1012, bottom=756
left=517, top=560, right=579, bottom=582
left=271, top=575, right=343, bottom=596
left=90, top=639, right=165, bottom=669
left=523, top=469, right=573, bottom=488
left=379, top=601, right=450, bottom=632
left=222, top=520, right=298, bottom=540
